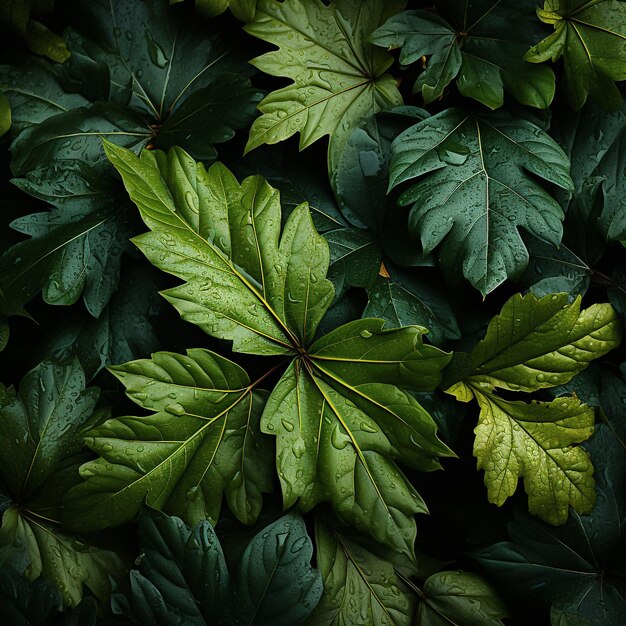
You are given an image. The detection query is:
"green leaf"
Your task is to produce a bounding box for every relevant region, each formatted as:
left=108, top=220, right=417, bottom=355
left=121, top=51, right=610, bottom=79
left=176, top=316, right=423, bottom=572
left=35, top=265, right=163, bottom=380
left=244, top=0, right=404, bottom=171
left=0, top=166, right=134, bottom=319
left=326, top=227, right=381, bottom=298
left=188, top=0, right=257, bottom=20
left=120, top=508, right=322, bottom=626
left=0, top=360, right=125, bottom=607
left=104, top=141, right=334, bottom=353
left=389, top=109, right=574, bottom=295
left=63, top=349, right=272, bottom=531
left=0, top=566, right=62, bottom=624
left=445, top=292, right=621, bottom=524
left=454, top=292, right=621, bottom=394
left=0, top=0, right=69, bottom=62
left=471, top=392, right=595, bottom=525
left=525, top=0, right=626, bottom=110
left=0, top=93, right=10, bottom=138
left=104, top=142, right=453, bottom=554
left=372, top=1, right=555, bottom=109
left=363, top=263, right=461, bottom=345
left=552, top=102, right=626, bottom=243
left=417, top=570, right=507, bottom=625
left=309, top=514, right=416, bottom=626
left=475, top=425, right=626, bottom=624
left=520, top=236, right=592, bottom=300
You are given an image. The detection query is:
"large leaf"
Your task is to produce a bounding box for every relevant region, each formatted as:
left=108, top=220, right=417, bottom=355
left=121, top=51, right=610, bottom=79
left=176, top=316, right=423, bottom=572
left=63, top=349, right=272, bottom=531
left=117, top=508, right=322, bottom=626
left=0, top=0, right=262, bottom=326
left=445, top=292, right=621, bottom=524
left=309, top=515, right=416, bottom=626
left=525, top=0, right=626, bottom=110
left=389, top=109, right=574, bottom=295
left=244, top=0, right=405, bottom=170
left=475, top=425, right=626, bottom=624
left=0, top=360, right=125, bottom=607
left=372, top=1, right=555, bottom=109
left=96, top=142, right=454, bottom=555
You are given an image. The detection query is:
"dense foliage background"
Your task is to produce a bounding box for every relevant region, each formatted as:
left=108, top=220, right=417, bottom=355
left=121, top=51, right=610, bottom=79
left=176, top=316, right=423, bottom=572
left=0, top=0, right=625, bottom=624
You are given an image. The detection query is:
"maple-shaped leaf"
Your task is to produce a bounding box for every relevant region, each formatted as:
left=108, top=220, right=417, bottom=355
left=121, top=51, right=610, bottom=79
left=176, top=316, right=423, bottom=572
left=63, top=349, right=273, bottom=531
left=0, top=360, right=126, bottom=607
left=445, top=292, right=621, bottom=525
left=69, top=142, right=454, bottom=556
left=244, top=0, right=405, bottom=171
left=525, top=0, right=626, bottom=110
left=388, top=108, right=574, bottom=295
left=372, top=0, right=555, bottom=109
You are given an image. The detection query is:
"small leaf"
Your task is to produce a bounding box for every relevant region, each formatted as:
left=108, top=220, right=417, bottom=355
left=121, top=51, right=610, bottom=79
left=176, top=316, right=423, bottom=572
left=389, top=109, right=573, bottom=295
left=471, top=391, right=595, bottom=525
left=244, top=0, right=404, bottom=171
left=417, top=570, right=507, bottom=625
left=525, top=0, right=626, bottom=110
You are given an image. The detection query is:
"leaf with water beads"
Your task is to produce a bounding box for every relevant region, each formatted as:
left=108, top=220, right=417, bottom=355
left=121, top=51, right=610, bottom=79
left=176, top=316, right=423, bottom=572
left=388, top=109, right=574, bottom=295
left=98, top=142, right=454, bottom=555
left=0, top=360, right=125, bottom=607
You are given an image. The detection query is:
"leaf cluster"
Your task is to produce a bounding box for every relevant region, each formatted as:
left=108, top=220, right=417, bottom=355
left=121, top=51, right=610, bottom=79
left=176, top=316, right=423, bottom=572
left=0, top=1, right=624, bottom=624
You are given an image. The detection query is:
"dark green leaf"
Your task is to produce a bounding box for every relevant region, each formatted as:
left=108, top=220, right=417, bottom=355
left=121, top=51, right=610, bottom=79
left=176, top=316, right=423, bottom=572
left=120, top=508, right=322, bottom=626
left=0, top=360, right=125, bottom=607
left=373, top=1, right=555, bottom=109
left=389, top=109, right=574, bottom=295
left=525, top=0, right=626, bottom=110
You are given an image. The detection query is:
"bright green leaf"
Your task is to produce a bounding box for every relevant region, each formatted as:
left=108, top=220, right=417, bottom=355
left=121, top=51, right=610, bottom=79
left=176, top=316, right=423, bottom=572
left=470, top=391, right=595, bottom=525
left=63, top=349, right=272, bottom=531
left=244, top=0, right=404, bottom=171
left=460, top=292, right=621, bottom=393
left=389, top=109, right=574, bottom=295
left=525, top=0, right=626, bottom=110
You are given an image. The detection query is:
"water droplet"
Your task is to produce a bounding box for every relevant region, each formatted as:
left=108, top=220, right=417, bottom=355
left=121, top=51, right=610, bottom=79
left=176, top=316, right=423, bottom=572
left=360, top=329, right=373, bottom=338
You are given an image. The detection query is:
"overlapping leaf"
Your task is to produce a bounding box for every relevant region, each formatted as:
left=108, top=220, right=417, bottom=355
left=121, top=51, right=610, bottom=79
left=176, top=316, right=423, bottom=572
left=83, top=142, right=454, bottom=555
left=309, top=515, right=416, bottom=626
left=372, top=0, right=555, bottom=109
left=0, top=0, right=261, bottom=330
left=0, top=360, right=125, bottom=607
left=525, top=0, right=626, bottom=110
left=117, top=508, right=322, bottom=626
left=445, top=292, right=621, bottom=524
left=63, top=349, right=272, bottom=531
left=475, top=426, right=626, bottom=624
left=389, top=109, right=574, bottom=295
left=244, top=0, right=405, bottom=170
